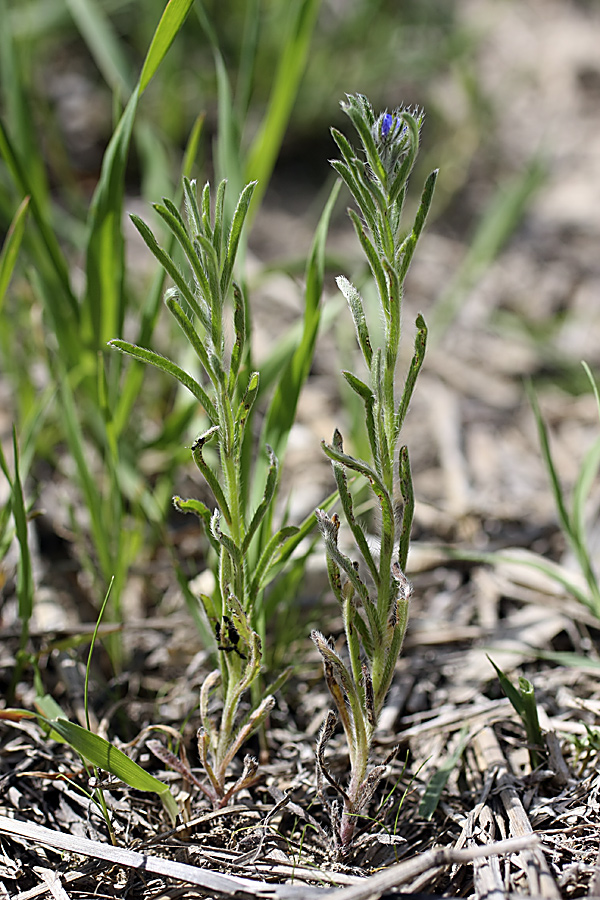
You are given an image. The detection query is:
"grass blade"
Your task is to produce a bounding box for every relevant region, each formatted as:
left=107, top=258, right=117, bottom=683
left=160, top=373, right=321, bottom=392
left=0, top=195, right=29, bottom=312
left=244, top=0, right=321, bottom=217
left=139, top=0, right=195, bottom=96
left=82, top=92, right=138, bottom=350
left=0, top=121, right=77, bottom=322
left=65, top=0, right=132, bottom=95
left=526, top=381, right=572, bottom=541
left=49, top=716, right=178, bottom=823
left=418, top=726, right=470, bottom=820
left=487, top=656, right=524, bottom=716
left=0, top=429, right=34, bottom=645
left=56, top=370, right=113, bottom=583
left=7, top=695, right=179, bottom=823
left=0, top=0, right=49, bottom=207
left=84, top=0, right=196, bottom=351
left=261, top=179, right=340, bottom=463
left=583, top=361, right=600, bottom=420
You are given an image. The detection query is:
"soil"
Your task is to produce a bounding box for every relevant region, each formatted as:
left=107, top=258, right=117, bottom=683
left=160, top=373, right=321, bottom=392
left=2, top=1, right=600, bottom=897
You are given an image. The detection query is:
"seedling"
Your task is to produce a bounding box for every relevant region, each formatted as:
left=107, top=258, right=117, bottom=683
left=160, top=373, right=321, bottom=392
left=488, top=656, right=545, bottom=770
left=311, top=94, right=437, bottom=853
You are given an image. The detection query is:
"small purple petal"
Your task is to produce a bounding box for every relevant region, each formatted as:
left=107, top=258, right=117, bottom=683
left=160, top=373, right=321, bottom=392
left=381, top=113, right=393, bottom=138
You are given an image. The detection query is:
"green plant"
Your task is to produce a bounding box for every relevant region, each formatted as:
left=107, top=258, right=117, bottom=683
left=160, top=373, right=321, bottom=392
left=0, top=703, right=179, bottom=824
left=488, top=656, right=545, bottom=770
left=310, top=94, right=437, bottom=853
left=527, top=364, right=600, bottom=616
left=109, top=167, right=338, bottom=804
left=0, top=428, right=34, bottom=699
left=568, top=724, right=600, bottom=776
left=0, top=0, right=200, bottom=641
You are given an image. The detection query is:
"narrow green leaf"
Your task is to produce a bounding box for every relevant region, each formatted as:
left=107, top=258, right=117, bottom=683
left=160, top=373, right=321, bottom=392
left=10, top=428, right=33, bottom=631
left=418, top=726, right=470, bottom=820
left=0, top=430, right=34, bottom=640
left=211, top=44, right=243, bottom=206
left=56, top=372, right=113, bottom=582
left=139, top=0, right=195, bottom=95
left=243, top=446, right=279, bottom=554
left=45, top=718, right=178, bottom=823
left=527, top=382, right=571, bottom=539
left=249, top=526, right=299, bottom=601
left=83, top=91, right=138, bottom=349
left=261, top=179, right=340, bottom=463
left=347, top=210, right=389, bottom=313
left=109, top=340, right=219, bottom=423
left=336, top=275, right=373, bottom=368
left=244, top=0, right=322, bottom=216
left=183, top=176, right=203, bottom=235
left=0, top=0, right=47, bottom=204
left=487, top=656, right=524, bottom=717
left=388, top=112, right=420, bottom=206
left=330, top=431, right=378, bottom=584
left=342, top=96, right=386, bottom=186
left=173, top=495, right=212, bottom=532
left=191, top=430, right=232, bottom=525
left=526, top=381, right=600, bottom=608
left=153, top=202, right=212, bottom=312
left=330, top=129, right=378, bottom=224
left=321, top=439, right=394, bottom=540
left=315, top=508, right=372, bottom=612
left=437, top=545, right=592, bottom=611
left=213, top=179, right=227, bottom=261
left=396, top=169, right=438, bottom=283
left=166, top=294, right=216, bottom=385
left=195, top=232, right=222, bottom=318
left=582, top=362, right=600, bottom=422
left=181, top=115, right=205, bottom=181
left=130, top=214, right=210, bottom=331
left=395, top=314, right=428, bottom=439
left=228, top=282, right=246, bottom=389
left=571, top=435, right=600, bottom=557
left=341, top=370, right=373, bottom=402
left=330, top=160, right=376, bottom=233
left=34, top=695, right=70, bottom=743
left=521, top=649, right=600, bottom=671
left=234, top=370, right=260, bottom=443
left=0, top=195, right=29, bottom=312
left=0, top=121, right=77, bottom=322
left=85, top=579, right=113, bottom=731
left=210, top=513, right=242, bottom=569
left=398, top=446, right=414, bottom=571
left=162, top=196, right=187, bottom=232
left=518, top=676, right=544, bottom=761
left=221, top=180, right=257, bottom=296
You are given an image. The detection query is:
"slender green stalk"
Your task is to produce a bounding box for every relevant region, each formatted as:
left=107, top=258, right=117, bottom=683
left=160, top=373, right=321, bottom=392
left=312, top=95, right=437, bottom=853
left=0, top=428, right=34, bottom=700
left=527, top=374, right=600, bottom=616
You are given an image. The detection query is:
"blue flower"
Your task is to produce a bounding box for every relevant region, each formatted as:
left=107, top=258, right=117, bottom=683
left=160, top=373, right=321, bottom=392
left=381, top=113, right=395, bottom=138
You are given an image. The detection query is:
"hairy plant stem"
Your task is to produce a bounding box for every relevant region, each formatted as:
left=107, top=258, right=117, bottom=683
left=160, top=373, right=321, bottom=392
left=314, top=95, right=437, bottom=852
